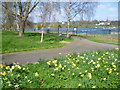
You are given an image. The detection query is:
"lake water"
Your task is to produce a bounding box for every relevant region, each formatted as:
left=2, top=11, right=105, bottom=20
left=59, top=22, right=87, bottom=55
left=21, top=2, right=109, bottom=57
left=25, top=27, right=119, bottom=34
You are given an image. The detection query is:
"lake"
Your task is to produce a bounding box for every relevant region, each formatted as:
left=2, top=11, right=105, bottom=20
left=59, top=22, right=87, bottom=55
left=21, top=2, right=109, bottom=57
left=25, top=27, right=119, bottom=34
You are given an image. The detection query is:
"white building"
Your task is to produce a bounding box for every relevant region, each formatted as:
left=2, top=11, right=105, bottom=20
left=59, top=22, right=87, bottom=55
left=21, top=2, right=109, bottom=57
left=96, top=22, right=110, bottom=25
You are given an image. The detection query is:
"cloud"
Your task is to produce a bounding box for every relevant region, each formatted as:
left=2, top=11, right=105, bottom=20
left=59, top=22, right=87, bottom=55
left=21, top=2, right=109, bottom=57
left=109, top=8, right=117, bottom=11
left=97, top=5, right=106, bottom=9
left=108, top=14, right=118, bottom=20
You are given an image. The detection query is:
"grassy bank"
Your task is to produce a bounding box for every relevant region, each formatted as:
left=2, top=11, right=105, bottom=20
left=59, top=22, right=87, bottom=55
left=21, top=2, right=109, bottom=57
left=2, top=30, right=73, bottom=54
left=1, top=48, right=120, bottom=88
left=79, top=34, right=119, bottom=45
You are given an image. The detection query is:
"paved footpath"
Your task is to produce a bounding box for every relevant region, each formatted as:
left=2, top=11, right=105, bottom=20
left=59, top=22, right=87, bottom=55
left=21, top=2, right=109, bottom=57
left=1, top=36, right=118, bottom=64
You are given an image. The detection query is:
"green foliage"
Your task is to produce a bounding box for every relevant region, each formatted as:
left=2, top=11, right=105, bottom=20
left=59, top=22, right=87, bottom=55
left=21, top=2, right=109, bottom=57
left=1, top=48, right=120, bottom=88
left=2, top=30, right=73, bottom=54
left=37, top=25, right=41, bottom=30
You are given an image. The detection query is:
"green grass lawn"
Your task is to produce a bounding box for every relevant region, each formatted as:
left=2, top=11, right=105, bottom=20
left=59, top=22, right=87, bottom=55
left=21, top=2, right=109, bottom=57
left=2, top=30, right=73, bottom=54
left=1, top=48, right=120, bottom=88
left=78, top=34, right=119, bottom=45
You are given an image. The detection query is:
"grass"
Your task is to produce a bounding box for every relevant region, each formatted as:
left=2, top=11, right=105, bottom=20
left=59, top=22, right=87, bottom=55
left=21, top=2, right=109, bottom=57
left=1, top=48, right=120, bottom=88
left=2, top=30, right=73, bottom=54
left=78, top=34, right=119, bottom=45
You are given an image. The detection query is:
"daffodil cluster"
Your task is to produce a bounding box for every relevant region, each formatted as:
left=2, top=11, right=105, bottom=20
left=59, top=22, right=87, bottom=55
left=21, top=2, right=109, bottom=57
left=46, top=48, right=119, bottom=88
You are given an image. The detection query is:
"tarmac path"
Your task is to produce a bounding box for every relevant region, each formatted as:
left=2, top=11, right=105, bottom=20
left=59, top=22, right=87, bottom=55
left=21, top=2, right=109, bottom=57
left=1, top=36, right=118, bottom=64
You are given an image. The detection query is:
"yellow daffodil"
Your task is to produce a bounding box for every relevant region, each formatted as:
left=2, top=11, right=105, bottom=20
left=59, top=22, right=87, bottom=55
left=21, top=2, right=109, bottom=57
left=112, top=65, right=116, bottom=68
left=116, top=73, right=119, bottom=75
left=0, top=64, right=3, bottom=68
left=58, top=64, right=62, bottom=68
left=81, top=74, right=84, bottom=77
left=17, top=74, right=20, bottom=77
left=6, top=81, right=10, bottom=84
left=88, top=73, right=92, bottom=79
left=91, top=60, right=93, bottom=62
left=103, top=58, right=105, bottom=60
left=111, top=62, right=115, bottom=65
left=72, top=63, right=76, bottom=67
left=76, top=60, right=79, bottom=62
left=105, top=52, right=109, bottom=54
left=15, top=65, right=18, bottom=67
left=95, top=64, right=100, bottom=68
left=109, top=69, right=112, bottom=71
left=22, top=68, right=25, bottom=70
left=6, top=66, right=10, bottom=70
left=72, top=73, right=75, bottom=76
left=85, top=70, right=88, bottom=72
left=103, top=78, right=107, bottom=80
left=47, top=61, right=51, bottom=65
left=7, top=71, right=11, bottom=73
left=62, top=67, right=64, bottom=70
left=76, top=67, right=79, bottom=69
left=114, top=59, right=117, bottom=61
left=98, top=58, right=101, bottom=60
left=96, top=52, right=98, bottom=54
left=106, top=62, right=108, bottom=64
left=93, top=62, right=96, bottom=64
left=68, top=68, right=70, bottom=71
left=11, top=66, right=15, bottom=69
left=64, top=65, right=66, bottom=67
left=3, top=78, right=8, bottom=80
left=14, top=84, right=19, bottom=88
left=104, top=66, right=107, bottom=68
left=51, top=73, right=55, bottom=76
left=1, top=72, right=6, bottom=76
left=96, top=61, right=99, bottom=63
left=83, top=61, right=86, bottom=63
left=52, top=60, right=57, bottom=64
left=18, top=65, right=21, bottom=69
left=8, top=84, right=12, bottom=86
left=54, top=68, right=58, bottom=71
left=115, top=48, right=119, bottom=50
left=109, top=71, right=112, bottom=74
left=79, top=72, right=82, bottom=74
left=35, top=72, right=39, bottom=77
left=80, top=56, right=84, bottom=59
left=83, top=54, right=86, bottom=56
left=78, top=84, right=82, bottom=87
left=92, top=86, right=96, bottom=88
left=54, top=64, right=57, bottom=66
left=106, top=68, right=109, bottom=70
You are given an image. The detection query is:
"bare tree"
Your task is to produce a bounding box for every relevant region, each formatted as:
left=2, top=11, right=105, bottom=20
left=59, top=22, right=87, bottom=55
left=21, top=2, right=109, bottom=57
left=1, top=2, right=16, bottom=30
left=37, top=2, right=60, bottom=42
left=2, top=1, right=39, bottom=36
left=63, top=1, right=98, bottom=37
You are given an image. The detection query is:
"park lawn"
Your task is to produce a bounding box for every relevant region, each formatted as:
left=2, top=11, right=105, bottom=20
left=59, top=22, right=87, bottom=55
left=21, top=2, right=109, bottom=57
left=2, top=30, right=73, bottom=54
left=1, top=48, right=120, bottom=88
left=78, top=34, right=119, bottom=45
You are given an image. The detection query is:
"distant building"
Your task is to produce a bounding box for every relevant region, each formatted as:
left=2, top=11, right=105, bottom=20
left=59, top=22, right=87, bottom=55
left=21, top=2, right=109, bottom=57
left=95, top=22, right=111, bottom=26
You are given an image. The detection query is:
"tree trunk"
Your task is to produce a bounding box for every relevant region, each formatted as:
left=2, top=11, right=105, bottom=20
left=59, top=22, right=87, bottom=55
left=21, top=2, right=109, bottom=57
left=66, top=20, right=70, bottom=37
left=66, top=5, right=70, bottom=37
left=40, top=28, right=44, bottom=43
left=19, top=19, right=25, bottom=37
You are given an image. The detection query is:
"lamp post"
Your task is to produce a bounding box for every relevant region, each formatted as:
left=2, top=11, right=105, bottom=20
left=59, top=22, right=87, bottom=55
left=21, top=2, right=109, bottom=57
left=58, top=24, right=61, bottom=36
